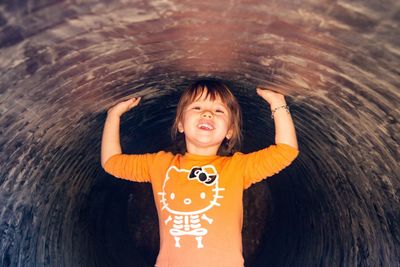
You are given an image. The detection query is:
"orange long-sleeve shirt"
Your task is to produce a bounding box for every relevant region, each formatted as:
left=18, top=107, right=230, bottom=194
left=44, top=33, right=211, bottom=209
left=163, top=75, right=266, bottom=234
left=103, top=143, right=299, bottom=267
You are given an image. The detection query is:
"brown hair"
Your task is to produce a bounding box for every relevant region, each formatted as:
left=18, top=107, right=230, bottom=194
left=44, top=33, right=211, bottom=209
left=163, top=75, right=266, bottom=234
left=171, top=79, right=242, bottom=156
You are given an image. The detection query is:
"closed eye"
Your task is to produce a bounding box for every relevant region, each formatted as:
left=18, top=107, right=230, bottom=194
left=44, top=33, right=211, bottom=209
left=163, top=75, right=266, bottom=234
left=215, top=109, right=224, bottom=113
left=192, top=106, right=201, bottom=110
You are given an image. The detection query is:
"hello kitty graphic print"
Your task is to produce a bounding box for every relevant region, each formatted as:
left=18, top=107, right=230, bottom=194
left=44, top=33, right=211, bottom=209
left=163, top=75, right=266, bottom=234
left=157, top=165, right=225, bottom=249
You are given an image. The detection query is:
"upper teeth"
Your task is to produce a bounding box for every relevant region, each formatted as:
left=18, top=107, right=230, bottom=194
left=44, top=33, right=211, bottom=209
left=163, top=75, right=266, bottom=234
left=198, top=123, right=213, bottom=130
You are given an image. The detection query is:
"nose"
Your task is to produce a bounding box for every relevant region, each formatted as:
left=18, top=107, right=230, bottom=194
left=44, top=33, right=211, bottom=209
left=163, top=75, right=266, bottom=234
left=201, top=110, right=213, bottom=119
left=183, top=198, right=192, bottom=205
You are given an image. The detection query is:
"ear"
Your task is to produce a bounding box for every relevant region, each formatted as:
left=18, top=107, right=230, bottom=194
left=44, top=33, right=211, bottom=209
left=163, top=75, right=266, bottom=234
left=178, top=122, right=184, bottom=133
left=226, top=129, right=233, bottom=140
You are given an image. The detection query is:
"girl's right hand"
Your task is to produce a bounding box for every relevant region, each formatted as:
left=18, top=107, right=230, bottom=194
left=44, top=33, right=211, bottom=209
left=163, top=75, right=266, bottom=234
left=107, top=97, right=141, bottom=117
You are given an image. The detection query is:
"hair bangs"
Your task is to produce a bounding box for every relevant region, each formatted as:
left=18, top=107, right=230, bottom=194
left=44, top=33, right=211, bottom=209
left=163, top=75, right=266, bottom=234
left=189, top=83, right=221, bottom=103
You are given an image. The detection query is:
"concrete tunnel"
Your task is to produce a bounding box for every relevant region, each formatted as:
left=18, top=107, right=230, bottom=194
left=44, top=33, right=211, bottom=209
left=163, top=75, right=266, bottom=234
left=0, top=0, right=399, bottom=266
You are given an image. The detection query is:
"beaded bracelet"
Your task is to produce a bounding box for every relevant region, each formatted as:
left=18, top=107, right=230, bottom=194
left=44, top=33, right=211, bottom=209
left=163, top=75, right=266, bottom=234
left=271, top=105, right=290, bottom=119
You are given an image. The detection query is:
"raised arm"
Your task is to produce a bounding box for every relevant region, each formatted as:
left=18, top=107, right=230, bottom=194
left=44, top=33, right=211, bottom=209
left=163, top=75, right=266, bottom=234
left=101, top=97, right=141, bottom=168
left=256, top=87, right=298, bottom=149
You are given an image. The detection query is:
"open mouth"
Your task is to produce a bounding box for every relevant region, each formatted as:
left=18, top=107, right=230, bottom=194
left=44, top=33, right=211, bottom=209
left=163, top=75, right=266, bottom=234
left=197, top=123, right=214, bottom=130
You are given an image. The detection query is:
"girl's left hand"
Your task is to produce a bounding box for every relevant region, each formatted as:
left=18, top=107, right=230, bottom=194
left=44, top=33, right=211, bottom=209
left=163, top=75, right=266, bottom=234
left=256, top=87, right=286, bottom=106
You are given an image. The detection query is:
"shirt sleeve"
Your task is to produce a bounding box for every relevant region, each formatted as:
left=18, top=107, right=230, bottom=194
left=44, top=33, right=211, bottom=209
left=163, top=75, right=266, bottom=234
left=102, top=153, right=158, bottom=182
left=235, top=143, right=299, bottom=189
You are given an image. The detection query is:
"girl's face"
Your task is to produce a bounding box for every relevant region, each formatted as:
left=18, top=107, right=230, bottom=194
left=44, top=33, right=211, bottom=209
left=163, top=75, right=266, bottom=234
left=178, top=89, right=233, bottom=155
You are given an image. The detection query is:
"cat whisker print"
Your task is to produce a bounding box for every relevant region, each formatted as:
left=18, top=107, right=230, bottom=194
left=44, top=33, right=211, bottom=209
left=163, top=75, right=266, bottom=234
left=210, top=200, right=222, bottom=207
left=212, top=188, right=225, bottom=192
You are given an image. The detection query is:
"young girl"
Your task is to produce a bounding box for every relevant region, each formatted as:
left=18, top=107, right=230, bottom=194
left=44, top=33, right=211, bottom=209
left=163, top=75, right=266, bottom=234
left=101, top=79, right=299, bottom=267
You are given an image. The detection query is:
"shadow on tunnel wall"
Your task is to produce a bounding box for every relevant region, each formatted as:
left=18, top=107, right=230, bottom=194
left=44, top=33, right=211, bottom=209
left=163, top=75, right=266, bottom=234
left=0, top=0, right=399, bottom=267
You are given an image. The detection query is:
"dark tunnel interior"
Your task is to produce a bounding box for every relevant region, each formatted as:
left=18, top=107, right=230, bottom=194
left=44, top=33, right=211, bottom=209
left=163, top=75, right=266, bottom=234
left=0, top=0, right=399, bottom=266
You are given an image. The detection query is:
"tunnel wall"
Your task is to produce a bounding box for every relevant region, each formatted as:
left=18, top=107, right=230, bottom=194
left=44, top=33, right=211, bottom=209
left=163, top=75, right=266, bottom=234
left=0, top=1, right=399, bottom=267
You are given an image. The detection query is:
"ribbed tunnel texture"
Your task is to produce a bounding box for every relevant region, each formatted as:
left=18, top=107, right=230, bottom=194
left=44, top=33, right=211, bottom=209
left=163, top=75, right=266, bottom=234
left=0, top=0, right=399, bottom=266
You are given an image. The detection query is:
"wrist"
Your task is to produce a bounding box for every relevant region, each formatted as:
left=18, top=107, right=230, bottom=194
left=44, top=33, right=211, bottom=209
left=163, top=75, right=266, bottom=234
left=270, top=100, right=287, bottom=110
left=270, top=103, right=290, bottom=119
left=107, top=109, right=122, bottom=118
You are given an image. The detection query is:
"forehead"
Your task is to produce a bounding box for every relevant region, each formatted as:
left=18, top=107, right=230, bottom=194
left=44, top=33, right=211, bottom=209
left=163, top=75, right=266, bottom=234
left=191, top=88, right=224, bottom=103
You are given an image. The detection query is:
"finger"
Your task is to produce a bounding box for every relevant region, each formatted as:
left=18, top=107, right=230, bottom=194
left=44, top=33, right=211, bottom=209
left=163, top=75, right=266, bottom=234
left=257, top=87, right=271, bottom=93
left=128, top=97, right=141, bottom=109
left=125, top=97, right=138, bottom=104
left=256, top=88, right=268, bottom=96
left=133, top=96, right=141, bottom=105
left=128, top=97, right=140, bottom=102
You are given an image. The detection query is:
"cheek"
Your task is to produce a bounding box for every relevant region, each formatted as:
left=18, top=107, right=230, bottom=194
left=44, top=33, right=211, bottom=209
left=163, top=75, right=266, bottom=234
left=179, top=112, right=189, bottom=125
left=183, top=112, right=196, bottom=123
left=221, top=117, right=231, bottom=128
